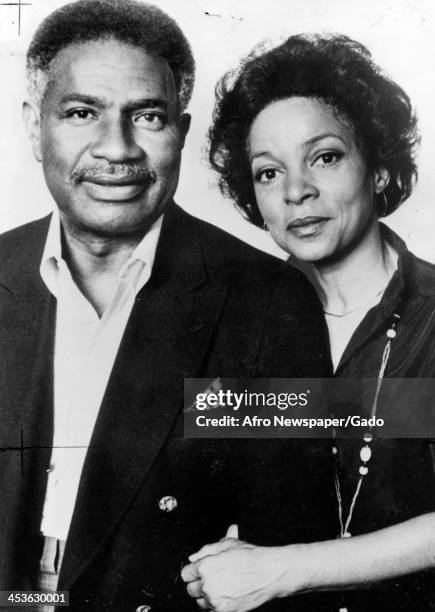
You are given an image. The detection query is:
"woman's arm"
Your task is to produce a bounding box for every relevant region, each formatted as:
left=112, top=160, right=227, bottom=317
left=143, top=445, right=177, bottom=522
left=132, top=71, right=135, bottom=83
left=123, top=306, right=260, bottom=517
left=181, top=514, right=435, bottom=612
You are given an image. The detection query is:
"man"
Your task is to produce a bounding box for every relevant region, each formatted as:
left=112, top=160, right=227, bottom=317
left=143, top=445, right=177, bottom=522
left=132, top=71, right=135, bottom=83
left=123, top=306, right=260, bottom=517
left=0, top=1, right=330, bottom=610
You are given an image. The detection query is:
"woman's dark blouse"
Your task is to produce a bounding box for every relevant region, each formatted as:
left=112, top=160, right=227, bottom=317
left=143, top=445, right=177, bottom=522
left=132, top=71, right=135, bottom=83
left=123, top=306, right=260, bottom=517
left=252, top=225, right=435, bottom=612
left=334, top=225, right=435, bottom=611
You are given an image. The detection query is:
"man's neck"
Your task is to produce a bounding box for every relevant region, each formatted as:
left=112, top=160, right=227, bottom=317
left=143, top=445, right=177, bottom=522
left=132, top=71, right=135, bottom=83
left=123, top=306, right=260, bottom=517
left=59, top=219, right=152, bottom=317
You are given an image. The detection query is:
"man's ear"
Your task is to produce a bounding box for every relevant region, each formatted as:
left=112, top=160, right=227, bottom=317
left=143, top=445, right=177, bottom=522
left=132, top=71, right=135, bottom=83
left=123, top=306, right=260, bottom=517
left=179, top=112, right=191, bottom=149
left=374, top=167, right=390, bottom=194
left=22, top=101, right=42, bottom=162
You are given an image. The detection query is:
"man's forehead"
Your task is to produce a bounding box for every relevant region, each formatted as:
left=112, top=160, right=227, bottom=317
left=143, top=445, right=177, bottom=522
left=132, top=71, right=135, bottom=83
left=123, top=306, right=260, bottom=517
left=45, top=37, right=177, bottom=104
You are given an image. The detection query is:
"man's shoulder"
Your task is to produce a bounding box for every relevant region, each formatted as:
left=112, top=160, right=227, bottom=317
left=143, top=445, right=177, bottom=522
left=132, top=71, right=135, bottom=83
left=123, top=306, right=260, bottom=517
left=0, top=215, right=51, bottom=261
left=190, top=213, right=277, bottom=268
left=179, top=207, right=310, bottom=286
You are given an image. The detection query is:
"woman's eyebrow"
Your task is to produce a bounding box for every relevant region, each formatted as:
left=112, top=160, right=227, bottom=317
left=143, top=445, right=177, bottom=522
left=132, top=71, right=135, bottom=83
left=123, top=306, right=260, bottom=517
left=249, top=132, right=348, bottom=163
left=305, top=132, right=347, bottom=146
left=249, top=150, right=272, bottom=162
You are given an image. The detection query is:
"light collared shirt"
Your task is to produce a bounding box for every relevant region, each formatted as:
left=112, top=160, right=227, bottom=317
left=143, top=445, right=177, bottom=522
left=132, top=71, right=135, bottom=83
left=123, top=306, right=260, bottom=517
left=39, top=210, right=163, bottom=540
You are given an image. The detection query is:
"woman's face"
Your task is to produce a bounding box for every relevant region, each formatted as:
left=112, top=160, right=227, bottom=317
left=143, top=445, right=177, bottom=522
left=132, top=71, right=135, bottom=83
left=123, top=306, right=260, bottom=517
left=248, top=96, right=385, bottom=265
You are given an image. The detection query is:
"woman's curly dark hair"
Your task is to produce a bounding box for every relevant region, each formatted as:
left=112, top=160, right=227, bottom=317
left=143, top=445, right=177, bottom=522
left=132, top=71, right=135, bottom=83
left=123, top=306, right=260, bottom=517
left=208, top=34, right=419, bottom=226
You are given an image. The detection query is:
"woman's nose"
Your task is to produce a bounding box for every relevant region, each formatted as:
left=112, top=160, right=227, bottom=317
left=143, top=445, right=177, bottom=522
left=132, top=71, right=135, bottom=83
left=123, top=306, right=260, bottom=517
left=283, top=171, right=318, bottom=205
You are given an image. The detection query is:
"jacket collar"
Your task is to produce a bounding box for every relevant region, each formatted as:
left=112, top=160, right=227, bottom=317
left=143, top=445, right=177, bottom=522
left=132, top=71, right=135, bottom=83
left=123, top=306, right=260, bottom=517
left=0, top=203, right=203, bottom=297
left=336, top=223, right=429, bottom=373
left=0, top=215, right=51, bottom=299
left=39, top=210, right=164, bottom=299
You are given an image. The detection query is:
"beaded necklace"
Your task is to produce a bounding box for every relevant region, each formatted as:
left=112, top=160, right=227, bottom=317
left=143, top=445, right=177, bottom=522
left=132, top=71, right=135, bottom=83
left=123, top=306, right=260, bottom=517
left=333, top=310, right=401, bottom=537
left=333, top=310, right=400, bottom=612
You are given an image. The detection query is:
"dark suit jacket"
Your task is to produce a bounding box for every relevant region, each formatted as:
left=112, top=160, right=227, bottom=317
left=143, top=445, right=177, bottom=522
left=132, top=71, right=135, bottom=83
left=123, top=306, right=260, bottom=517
left=0, top=203, right=331, bottom=611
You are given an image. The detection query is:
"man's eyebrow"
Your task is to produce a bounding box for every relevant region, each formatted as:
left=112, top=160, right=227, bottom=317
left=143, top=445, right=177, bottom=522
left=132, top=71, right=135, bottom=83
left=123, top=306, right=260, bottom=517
left=59, top=94, right=105, bottom=106
left=58, top=94, right=169, bottom=112
left=125, top=98, right=169, bottom=112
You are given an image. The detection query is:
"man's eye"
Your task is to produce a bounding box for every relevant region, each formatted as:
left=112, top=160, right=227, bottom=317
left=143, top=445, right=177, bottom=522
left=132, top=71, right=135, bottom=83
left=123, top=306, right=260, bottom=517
left=255, top=169, right=278, bottom=184
left=313, top=151, right=343, bottom=167
left=65, top=108, right=96, bottom=123
left=135, top=112, right=166, bottom=129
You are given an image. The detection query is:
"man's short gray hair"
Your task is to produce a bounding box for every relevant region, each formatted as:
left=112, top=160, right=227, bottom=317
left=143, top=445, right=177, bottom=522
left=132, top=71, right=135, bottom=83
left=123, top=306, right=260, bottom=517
left=26, top=0, right=195, bottom=111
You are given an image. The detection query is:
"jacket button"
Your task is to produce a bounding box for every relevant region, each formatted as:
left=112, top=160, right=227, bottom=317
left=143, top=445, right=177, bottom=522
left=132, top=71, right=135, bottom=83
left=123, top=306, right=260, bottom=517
left=158, top=495, right=178, bottom=512
left=136, top=606, right=151, bottom=612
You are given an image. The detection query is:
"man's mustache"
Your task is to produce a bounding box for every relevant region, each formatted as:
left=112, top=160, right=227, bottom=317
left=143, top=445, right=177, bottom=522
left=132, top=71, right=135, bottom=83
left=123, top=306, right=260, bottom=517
left=71, top=164, right=157, bottom=184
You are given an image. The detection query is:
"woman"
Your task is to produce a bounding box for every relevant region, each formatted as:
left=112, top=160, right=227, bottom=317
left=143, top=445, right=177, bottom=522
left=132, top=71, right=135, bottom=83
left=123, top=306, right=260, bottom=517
left=182, top=35, right=435, bottom=611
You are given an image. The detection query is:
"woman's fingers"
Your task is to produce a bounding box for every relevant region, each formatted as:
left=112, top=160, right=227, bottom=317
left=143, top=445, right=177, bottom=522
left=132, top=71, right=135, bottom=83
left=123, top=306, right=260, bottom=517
left=224, top=524, right=239, bottom=539
left=188, top=538, right=238, bottom=562
left=181, top=560, right=201, bottom=582
left=186, top=579, right=203, bottom=598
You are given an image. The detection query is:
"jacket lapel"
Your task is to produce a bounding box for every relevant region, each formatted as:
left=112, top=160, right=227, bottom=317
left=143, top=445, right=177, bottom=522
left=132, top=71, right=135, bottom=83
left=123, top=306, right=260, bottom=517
left=58, top=205, right=230, bottom=589
left=0, top=216, right=54, bottom=452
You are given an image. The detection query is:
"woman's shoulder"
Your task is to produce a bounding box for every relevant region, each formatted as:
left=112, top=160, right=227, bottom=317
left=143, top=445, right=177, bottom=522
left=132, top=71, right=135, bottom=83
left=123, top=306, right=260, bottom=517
left=383, top=224, right=435, bottom=298
left=405, top=250, right=435, bottom=298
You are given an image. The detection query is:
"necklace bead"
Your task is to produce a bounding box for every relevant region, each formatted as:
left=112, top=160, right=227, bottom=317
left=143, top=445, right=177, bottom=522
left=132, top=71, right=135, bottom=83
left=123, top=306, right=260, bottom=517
left=363, top=432, right=373, bottom=443
left=360, top=446, right=372, bottom=462
left=359, top=465, right=369, bottom=476
left=386, top=328, right=396, bottom=339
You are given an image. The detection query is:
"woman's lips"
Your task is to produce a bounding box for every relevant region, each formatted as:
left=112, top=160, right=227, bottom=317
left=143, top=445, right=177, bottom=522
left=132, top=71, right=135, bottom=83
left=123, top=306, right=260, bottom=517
left=286, top=216, right=330, bottom=237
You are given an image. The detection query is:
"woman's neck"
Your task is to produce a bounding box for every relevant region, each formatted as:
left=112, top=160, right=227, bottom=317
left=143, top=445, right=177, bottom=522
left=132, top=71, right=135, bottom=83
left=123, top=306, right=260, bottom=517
left=306, top=224, right=398, bottom=316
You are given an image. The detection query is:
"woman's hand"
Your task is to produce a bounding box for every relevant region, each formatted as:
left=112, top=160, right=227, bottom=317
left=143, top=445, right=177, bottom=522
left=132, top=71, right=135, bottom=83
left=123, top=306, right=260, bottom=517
left=181, top=525, right=299, bottom=612
left=181, top=514, right=435, bottom=611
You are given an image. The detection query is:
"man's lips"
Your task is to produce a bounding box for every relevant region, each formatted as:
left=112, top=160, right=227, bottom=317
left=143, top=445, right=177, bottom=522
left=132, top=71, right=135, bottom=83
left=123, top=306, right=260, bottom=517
left=81, top=175, right=148, bottom=186
left=80, top=177, right=151, bottom=201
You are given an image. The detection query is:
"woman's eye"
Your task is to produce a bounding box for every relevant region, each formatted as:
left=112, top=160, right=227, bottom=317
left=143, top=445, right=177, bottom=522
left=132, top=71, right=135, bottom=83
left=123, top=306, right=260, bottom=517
left=255, top=168, right=278, bottom=184
left=314, top=151, right=342, bottom=167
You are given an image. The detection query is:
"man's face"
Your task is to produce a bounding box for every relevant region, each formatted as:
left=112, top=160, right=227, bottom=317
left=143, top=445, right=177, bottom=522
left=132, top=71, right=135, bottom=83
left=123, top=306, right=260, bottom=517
left=26, top=38, right=190, bottom=237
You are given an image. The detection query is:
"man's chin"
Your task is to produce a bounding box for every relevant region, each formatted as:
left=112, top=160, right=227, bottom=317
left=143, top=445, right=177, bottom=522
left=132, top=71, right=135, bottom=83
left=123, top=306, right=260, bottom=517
left=60, top=209, right=162, bottom=240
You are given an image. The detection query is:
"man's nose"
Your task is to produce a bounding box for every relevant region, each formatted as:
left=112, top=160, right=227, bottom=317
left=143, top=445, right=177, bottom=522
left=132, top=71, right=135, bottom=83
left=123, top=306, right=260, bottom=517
left=89, top=116, right=144, bottom=162
left=283, top=170, right=318, bottom=205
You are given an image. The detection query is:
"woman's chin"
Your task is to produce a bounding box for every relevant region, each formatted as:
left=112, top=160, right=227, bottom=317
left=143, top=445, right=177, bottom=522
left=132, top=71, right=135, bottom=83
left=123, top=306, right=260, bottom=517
left=282, top=241, right=335, bottom=266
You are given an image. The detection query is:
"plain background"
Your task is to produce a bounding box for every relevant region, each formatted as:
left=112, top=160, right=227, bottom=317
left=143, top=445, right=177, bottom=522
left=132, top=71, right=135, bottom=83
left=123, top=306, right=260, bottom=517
left=1, top=0, right=434, bottom=262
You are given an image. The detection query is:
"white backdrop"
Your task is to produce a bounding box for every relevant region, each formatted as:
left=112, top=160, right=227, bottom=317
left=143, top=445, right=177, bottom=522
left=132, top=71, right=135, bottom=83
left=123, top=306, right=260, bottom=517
left=1, top=0, right=435, bottom=261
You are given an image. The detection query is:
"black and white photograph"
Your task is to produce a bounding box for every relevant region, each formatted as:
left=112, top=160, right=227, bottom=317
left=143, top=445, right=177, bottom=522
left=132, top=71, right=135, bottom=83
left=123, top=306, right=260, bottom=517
left=1, top=1, right=435, bottom=611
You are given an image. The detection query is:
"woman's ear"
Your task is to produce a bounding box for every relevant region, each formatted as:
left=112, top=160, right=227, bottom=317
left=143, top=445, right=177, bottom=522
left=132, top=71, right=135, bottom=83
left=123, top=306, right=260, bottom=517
left=374, top=167, right=390, bottom=194
left=22, top=101, right=42, bottom=162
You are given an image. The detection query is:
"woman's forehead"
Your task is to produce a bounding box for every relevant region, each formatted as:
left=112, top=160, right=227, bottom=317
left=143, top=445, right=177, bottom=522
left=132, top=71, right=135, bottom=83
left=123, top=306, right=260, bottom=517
left=248, top=96, right=355, bottom=155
